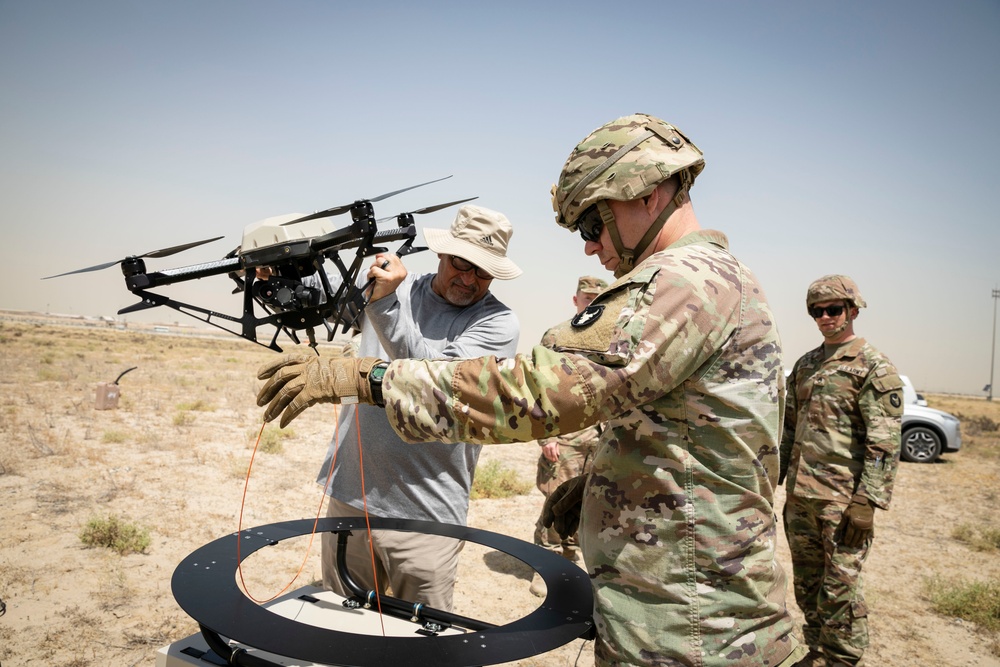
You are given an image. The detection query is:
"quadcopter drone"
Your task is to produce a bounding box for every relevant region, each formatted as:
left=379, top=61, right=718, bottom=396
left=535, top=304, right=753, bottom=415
left=44, top=177, right=473, bottom=352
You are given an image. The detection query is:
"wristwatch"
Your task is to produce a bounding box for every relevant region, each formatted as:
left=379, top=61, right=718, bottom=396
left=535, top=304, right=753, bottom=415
left=368, top=361, right=388, bottom=407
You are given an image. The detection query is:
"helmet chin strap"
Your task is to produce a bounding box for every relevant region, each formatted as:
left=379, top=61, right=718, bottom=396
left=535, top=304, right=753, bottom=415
left=821, top=301, right=854, bottom=339
left=601, top=188, right=686, bottom=278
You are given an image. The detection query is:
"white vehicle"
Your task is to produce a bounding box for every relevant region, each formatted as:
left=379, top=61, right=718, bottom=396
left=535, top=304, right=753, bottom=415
left=899, top=375, right=961, bottom=463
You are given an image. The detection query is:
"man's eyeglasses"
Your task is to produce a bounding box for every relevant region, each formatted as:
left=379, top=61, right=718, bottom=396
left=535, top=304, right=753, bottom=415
left=577, top=205, right=604, bottom=243
left=449, top=255, right=493, bottom=280
left=809, top=304, right=846, bottom=319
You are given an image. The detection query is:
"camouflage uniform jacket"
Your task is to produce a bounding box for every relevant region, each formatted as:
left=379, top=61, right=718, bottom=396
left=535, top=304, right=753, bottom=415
left=781, top=337, right=903, bottom=509
left=383, top=230, right=799, bottom=666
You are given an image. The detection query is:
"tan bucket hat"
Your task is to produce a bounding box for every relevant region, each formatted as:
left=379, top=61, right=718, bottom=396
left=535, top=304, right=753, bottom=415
left=423, top=205, right=522, bottom=280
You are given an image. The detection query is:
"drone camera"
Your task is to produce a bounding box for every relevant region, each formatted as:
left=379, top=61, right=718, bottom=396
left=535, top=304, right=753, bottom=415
left=252, top=276, right=323, bottom=313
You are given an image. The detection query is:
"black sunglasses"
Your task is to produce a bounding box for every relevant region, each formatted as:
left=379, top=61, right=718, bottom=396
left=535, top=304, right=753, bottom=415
left=449, top=255, right=493, bottom=280
left=809, top=304, right=846, bottom=319
left=577, top=205, right=604, bottom=242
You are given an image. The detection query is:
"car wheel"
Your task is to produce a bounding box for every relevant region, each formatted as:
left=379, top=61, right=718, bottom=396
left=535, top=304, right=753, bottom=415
left=901, top=426, right=943, bottom=463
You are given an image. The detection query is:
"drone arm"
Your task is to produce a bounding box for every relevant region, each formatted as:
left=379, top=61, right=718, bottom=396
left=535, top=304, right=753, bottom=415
left=126, top=257, right=241, bottom=290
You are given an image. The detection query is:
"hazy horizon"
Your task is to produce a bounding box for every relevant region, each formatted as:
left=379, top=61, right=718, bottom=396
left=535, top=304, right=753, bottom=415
left=2, top=1, right=998, bottom=395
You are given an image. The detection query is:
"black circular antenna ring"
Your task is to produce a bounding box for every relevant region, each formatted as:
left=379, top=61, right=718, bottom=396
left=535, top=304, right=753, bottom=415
left=172, top=517, right=594, bottom=667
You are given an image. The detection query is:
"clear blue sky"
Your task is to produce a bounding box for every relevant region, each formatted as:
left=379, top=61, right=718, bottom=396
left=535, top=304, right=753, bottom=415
left=2, top=1, right=998, bottom=394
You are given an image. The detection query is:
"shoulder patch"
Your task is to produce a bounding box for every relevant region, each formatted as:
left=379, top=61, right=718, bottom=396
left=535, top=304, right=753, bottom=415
left=548, top=281, right=638, bottom=366
left=571, top=304, right=605, bottom=328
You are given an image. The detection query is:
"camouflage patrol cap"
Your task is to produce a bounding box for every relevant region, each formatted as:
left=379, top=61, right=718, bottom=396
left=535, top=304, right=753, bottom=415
left=576, top=275, right=607, bottom=294
left=551, top=113, right=705, bottom=230
left=806, top=275, right=867, bottom=308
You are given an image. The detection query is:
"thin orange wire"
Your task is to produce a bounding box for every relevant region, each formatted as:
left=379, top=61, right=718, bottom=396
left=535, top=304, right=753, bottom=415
left=235, top=405, right=387, bottom=637
left=237, top=413, right=339, bottom=603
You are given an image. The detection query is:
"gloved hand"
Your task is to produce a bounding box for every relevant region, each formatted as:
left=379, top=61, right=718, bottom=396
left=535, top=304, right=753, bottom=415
left=256, top=355, right=385, bottom=428
left=840, top=494, right=875, bottom=548
left=541, top=474, right=587, bottom=539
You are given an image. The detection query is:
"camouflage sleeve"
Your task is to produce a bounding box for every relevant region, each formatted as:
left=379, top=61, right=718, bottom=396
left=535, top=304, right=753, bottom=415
left=383, top=344, right=613, bottom=444
left=382, top=256, right=740, bottom=445
left=856, top=360, right=904, bottom=508
left=779, top=361, right=800, bottom=480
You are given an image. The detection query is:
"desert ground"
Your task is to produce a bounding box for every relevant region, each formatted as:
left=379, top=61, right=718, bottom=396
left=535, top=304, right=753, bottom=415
left=0, top=311, right=998, bottom=667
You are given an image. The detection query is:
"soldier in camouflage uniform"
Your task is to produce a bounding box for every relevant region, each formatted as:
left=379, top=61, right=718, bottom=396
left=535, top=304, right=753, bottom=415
left=257, top=113, right=807, bottom=667
left=780, top=275, right=903, bottom=667
left=529, top=275, right=608, bottom=597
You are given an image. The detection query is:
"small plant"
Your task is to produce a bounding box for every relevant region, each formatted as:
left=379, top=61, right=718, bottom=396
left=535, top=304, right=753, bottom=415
left=79, top=515, right=151, bottom=555
left=470, top=460, right=532, bottom=500
left=250, top=425, right=295, bottom=454
left=101, top=430, right=128, bottom=444
left=924, top=574, right=1000, bottom=633
left=952, top=522, right=1000, bottom=552
left=172, top=411, right=196, bottom=427
left=175, top=399, right=214, bottom=412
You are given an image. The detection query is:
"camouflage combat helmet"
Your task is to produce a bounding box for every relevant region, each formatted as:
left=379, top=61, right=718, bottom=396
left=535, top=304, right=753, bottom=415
left=806, top=275, right=867, bottom=309
left=552, top=113, right=705, bottom=231
left=551, top=113, right=705, bottom=277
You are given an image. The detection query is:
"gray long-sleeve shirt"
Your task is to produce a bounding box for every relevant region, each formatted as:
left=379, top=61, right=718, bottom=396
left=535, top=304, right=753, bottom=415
left=316, top=271, right=519, bottom=524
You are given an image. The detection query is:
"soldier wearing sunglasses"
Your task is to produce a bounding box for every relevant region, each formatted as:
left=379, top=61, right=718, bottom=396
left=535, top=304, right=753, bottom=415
left=258, top=114, right=806, bottom=666
left=780, top=275, right=903, bottom=666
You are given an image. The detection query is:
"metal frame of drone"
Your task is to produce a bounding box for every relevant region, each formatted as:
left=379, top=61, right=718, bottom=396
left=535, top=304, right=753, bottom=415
left=172, top=517, right=595, bottom=667
left=46, top=177, right=473, bottom=352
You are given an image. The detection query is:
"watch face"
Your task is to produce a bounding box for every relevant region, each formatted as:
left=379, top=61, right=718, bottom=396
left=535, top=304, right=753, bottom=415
left=370, top=364, right=387, bottom=382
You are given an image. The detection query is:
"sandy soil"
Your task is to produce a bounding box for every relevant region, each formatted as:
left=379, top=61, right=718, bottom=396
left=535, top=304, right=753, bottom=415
left=0, top=312, right=998, bottom=666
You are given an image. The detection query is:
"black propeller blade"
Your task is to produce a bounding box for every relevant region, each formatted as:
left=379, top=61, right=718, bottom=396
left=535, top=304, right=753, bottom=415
left=42, top=236, right=224, bottom=279
left=282, top=176, right=453, bottom=226
left=375, top=196, right=479, bottom=224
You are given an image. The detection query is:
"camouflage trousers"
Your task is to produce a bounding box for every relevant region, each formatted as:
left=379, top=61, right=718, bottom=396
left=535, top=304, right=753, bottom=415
left=783, top=495, right=871, bottom=666
left=533, top=444, right=592, bottom=554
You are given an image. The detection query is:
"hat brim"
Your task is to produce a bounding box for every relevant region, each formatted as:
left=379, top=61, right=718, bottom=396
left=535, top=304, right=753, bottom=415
left=423, top=228, right=523, bottom=280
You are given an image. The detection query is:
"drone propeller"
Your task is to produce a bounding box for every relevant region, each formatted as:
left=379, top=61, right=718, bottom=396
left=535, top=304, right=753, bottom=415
left=282, top=176, right=453, bottom=226
left=42, top=236, right=224, bottom=279
left=375, top=196, right=479, bottom=224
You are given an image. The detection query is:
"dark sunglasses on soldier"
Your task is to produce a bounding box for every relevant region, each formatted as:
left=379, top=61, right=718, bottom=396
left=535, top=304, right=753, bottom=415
left=808, top=304, right=846, bottom=319
left=577, top=205, right=604, bottom=242
left=449, top=255, right=493, bottom=280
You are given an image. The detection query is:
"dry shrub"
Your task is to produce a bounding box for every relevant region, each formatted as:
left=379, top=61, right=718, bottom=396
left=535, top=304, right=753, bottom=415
left=80, top=514, right=151, bottom=555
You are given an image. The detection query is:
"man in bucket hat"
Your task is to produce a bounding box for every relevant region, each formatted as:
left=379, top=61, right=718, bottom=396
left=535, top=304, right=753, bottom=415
left=313, top=203, right=522, bottom=611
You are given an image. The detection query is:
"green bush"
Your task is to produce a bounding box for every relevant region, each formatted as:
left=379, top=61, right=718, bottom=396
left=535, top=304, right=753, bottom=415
left=471, top=460, right=531, bottom=500
left=248, top=425, right=294, bottom=454
left=80, top=515, right=151, bottom=555
left=924, top=574, right=1000, bottom=632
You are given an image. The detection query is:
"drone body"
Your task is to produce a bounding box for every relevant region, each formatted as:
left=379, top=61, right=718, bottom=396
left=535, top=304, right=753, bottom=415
left=45, top=178, right=473, bottom=352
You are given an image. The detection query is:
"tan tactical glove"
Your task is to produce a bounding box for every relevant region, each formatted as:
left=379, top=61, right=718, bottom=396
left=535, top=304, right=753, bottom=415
left=541, top=474, right=587, bottom=539
left=840, top=494, right=875, bottom=548
left=256, top=355, right=385, bottom=428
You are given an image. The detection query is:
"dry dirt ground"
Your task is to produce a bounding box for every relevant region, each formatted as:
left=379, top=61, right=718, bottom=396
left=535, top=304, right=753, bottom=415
left=1, top=312, right=999, bottom=667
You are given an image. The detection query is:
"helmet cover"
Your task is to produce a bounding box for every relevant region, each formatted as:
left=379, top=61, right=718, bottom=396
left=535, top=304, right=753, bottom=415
left=806, top=274, right=867, bottom=309
left=552, top=113, right=705, bottom=230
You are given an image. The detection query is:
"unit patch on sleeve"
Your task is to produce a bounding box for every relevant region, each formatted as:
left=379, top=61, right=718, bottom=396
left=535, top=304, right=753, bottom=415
left=571, top=304, right=605, bottom=328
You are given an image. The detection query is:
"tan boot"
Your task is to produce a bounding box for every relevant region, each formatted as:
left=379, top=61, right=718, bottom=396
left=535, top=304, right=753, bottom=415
left=529, top=572, right=547, bottom=598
